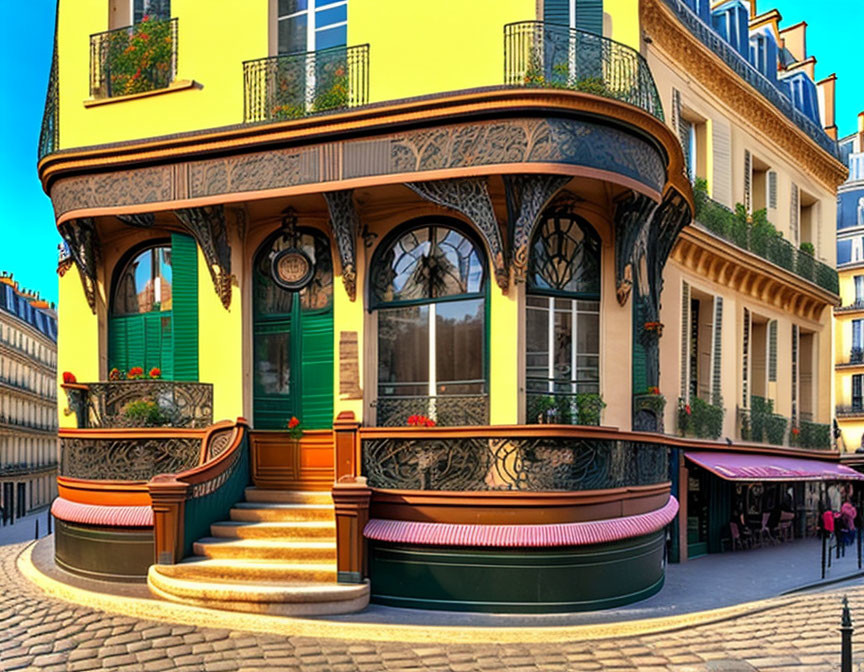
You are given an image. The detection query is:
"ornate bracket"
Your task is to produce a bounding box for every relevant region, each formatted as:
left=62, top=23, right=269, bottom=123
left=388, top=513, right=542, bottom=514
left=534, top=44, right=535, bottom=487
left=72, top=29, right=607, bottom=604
left=323, top=190, right=359, bottom=302
left=116, top=213, right=156, bottom=228
left=173, top=206, right=233, bottom=309
left=59, top=218, right=100, bottom=314
left=503, top=174, right=571, bottom=283
left=406, top=178, right=508, bottom=291
left=613, top=192, right=657, bottom=307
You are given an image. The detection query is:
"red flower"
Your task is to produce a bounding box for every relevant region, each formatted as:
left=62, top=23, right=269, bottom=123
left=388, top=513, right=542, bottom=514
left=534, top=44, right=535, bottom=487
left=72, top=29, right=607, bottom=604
left=139, top=33, right=150, bottom=41
left=408, top=414, right=435, bottom=427
left=109, top=368, right=123, bottom=381
left=288, top=416, right=300, bottom=429
left=127, top=366, right=144, bottom=380
left=62, top=371, right=76, bottom=384
left=141, top=14, right=150, bottom=22
left=148, top=367, right=161, bottom=379
left=685, top=404, right=692, bottom=416
left=791, top=427, right=800, bottom=435
left=132, top=68, right=141, bottom=80
left=424, top=418, right=436, bottom=427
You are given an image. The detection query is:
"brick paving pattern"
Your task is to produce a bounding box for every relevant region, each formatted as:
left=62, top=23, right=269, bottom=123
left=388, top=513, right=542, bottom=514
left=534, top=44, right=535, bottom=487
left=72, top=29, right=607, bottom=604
left=1, top=541, right=863, bottom=671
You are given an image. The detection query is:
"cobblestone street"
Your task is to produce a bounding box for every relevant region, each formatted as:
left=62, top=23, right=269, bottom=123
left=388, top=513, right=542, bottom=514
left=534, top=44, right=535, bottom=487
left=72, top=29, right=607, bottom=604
left=1, top=541, right=863, bottom=671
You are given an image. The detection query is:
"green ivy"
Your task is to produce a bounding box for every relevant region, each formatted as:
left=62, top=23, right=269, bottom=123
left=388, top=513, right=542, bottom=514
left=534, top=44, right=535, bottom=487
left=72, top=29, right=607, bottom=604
left=678, top=396, right=724, bottom=439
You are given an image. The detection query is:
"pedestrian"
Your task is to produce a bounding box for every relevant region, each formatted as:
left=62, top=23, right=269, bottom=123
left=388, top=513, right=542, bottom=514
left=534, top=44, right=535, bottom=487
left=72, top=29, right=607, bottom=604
left=841, top=500, right=857, bottom=546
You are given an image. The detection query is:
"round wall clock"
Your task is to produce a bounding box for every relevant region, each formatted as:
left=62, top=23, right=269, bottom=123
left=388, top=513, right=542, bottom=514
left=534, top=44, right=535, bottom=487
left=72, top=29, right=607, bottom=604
left=271, top=248, right=314, bottom=290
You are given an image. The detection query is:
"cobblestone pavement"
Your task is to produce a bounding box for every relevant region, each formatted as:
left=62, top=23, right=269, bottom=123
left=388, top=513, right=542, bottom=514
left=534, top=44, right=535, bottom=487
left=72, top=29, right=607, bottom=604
left=2, top=541, right=864, bottom=671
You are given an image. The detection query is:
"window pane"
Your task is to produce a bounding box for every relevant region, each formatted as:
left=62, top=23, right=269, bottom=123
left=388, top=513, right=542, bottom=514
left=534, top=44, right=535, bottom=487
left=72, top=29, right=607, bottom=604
left=526, top=302, right=549, bottom=382
left=436, top=299, right=484, bottom=394
left=316, top=4, right=347, bottom=27
left=278, top=0, right=308, bottom=17
left=576, top=312, right=599, bottom=354
left=528, top=214, right=600, bottom=295
left=157, top=248, right=172, bottom=311
left=134, top=0, right=170, bottom=22
left=378, top=306, right=429, bottom=397
left=315, top=25, right=347, bottom=50
left=254, top=331, right=291, bottom=396
left=298, top=232, right=333, bottom=311
left=279, top=14, right=308, bottom=54
left=114, top=246, right=174, bottom=315
left=316, top=0, right=344, bottom=6
left=435, top=227, right=484, bottom=296
left=552, top=305, right=572, bottom=381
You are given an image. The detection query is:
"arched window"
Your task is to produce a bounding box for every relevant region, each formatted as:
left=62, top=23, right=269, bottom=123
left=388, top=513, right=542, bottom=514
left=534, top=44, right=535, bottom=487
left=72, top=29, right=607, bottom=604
left=370, top=218, right=488, bottom=426
left=109, top=235, right=198, bottom=380
left=525, top=210, right=601, bottom=424
left=252, top=228, right=334, bottom=429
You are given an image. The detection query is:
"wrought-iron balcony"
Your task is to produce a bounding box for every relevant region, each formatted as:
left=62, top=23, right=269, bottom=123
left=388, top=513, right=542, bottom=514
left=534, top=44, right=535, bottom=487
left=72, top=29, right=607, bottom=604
left=504, top=21, right=664, bottom=121
left=90, top=18, right=178, bottom=99
left=738, top=396, right=831, bottom=449
left=373, top=394, right=489, bottom=427
left=243, top=44, right=370, bottom=123
left=835, top=300, right=864, bottom=314
left=837, top=348, right=864, bottom=368
left=837, top=405, right=864, bottom=419
left=62, top=380, right=213, bottom=429
left=525, top=385, right=605, bottom=426
left=694, top=192, right=839, bottom=295
left=0, top=461, right=58, bottom=477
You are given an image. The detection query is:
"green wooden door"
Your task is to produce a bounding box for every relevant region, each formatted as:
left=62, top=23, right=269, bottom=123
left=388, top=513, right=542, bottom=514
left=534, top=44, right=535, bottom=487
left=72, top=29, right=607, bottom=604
left=253, top=230, right=334, bottom=430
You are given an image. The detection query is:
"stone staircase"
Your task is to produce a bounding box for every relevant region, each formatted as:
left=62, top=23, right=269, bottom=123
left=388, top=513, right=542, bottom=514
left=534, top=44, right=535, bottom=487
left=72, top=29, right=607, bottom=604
left=147, top=488, right=369, bottom=615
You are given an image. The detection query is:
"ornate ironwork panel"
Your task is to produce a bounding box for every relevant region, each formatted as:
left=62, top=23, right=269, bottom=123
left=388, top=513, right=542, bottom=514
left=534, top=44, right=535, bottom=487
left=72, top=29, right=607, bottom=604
left=613, top=191, right=656, bottom=306
left=60, top=435, right=200, bottom=481
left=70, top=381, right=213, bottom=429
left=374, top=395, right=489, bottom=427
left=323, top=190, right=359, bottom=301
left=59, top=218, right=100, bottom=314
left=243, top=44, right=369, bottom=123
left=190, top=442, right=243, bottom=499
left=504, top=21, right=665, bottom=121
left=406, top=179, right=509, bottom=291
left=205, top=428, right=234, bottom=461
left=173, top=205, right=233, bottom=309
left=38, top=13, right=59, bottom=161
left=363, top=435, right=668, bottom=491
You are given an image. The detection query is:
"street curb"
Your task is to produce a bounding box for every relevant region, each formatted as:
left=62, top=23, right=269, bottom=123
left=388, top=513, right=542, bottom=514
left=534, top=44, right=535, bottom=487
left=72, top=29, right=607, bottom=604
left=16, top=541, right=803, bottom=644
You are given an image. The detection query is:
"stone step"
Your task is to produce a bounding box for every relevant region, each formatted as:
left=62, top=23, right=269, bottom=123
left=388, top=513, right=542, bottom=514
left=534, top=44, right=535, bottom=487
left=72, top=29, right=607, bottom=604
left=193, top=537, right=337, bottom=562
left=244, top=488, right=333, bottom=505
left=230, top=502, right=335, bottom=523
left=155, top=557, right=338, bottom=583
left=210, top=520, right=336, bottom=540
left=148, top=567, right=369, bottom=616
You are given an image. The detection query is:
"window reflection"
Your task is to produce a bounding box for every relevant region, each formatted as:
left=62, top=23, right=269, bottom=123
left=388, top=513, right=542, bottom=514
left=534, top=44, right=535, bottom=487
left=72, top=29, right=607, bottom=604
left=113, top=246, right=173, bottom=315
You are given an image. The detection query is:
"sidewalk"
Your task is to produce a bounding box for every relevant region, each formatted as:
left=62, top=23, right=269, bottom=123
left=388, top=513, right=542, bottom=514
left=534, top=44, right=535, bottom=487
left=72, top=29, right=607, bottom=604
left=0, top=508, right=51, bottom=547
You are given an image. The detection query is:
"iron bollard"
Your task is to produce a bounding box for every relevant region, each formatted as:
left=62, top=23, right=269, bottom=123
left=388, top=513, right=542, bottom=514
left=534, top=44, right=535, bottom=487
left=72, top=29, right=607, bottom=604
left=858, top=527, right=862, bottom=570
left=34, top=519, right=39, bottom=540
left=823, top=533, right=828, bottom=579
left=841, top=595, right=854, bottom=672
left=47, top=510, right=52, bottom=535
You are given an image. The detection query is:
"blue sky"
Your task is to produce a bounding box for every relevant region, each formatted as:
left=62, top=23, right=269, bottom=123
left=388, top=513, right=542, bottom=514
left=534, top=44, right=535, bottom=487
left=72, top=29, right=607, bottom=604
left=0, top=1, right=862, bottom=307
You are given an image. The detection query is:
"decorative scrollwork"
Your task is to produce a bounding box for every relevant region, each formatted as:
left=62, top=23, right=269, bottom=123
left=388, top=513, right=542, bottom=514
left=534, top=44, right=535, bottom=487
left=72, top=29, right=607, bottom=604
left=60, top=435, right=201, bottom=481
left=503, top=174, right=572, bottom=283
left=323, top=190, right=359, bottom=301
left=59, top=218, right=100, bottom=314
left=75, top=381, right=213, bottom=429
left=116, top=213, right=156, bottom=228
left=362, top=435, right=668, bottom=491
left=374, top=395, right=489, bottom=427
left=206, top=428, right=234, bottom=461
left=406, top=178, right=508, bottom=291
left=613, top=191, right=657, bottom=306
left=174, top=205, right=233, bottom=309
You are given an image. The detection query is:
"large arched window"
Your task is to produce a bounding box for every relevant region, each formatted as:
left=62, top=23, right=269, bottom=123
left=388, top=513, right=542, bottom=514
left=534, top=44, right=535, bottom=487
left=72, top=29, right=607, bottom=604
left=109, top=235, right=199, bottom=380
left=370, top=218, right=488, bottom=426
left=252, top=228, right=334, bottom=429
left=525, top=211, right=601, bottom=424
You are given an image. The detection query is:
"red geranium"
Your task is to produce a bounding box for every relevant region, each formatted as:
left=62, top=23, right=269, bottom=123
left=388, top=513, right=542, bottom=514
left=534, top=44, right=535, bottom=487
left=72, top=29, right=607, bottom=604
left=407, top=414, right=436, bottom=428
left=127, top=366, right=145, bottom=380
left=685, top=404, right=692, bottom=416
left=62, top=371, right=76, bottom=384
left=288, top=416, right=300, bottom=429
left=791, top=427, right=800, bottom=436
left=148, top=367, right=161, bottom=379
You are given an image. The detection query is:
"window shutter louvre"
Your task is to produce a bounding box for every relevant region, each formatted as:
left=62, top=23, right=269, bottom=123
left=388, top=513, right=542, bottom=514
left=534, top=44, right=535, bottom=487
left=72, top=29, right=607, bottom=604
left=632, top=298, right=647, bottom=395
left=711, top=119, right=732, bottom=207
left=791, top=324, right=799, bottom=421
left=575, top=0, right=603, bottom=35
left=171, top=233, right=199, bottom=381
left=768, top=170, right=778, bottom=209
left=543, top=0, right=569, bottom=25
left=680, top=281, right=690, bottom=400
left=768, top=319, right=777, bottom=382
left=711, top=296, right=723, bottom=406
left=742, top=308, right=750, bottom=408
left=744, top=149, right=752, bottom=213
left=300, top=312, right=334, bottom=429
left=790, top=183, right=800, bottom=245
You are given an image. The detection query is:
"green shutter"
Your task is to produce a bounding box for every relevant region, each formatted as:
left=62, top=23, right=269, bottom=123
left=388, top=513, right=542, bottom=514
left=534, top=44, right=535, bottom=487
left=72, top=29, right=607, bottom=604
left=711, top=296, right=723, bottom=405
left=300, top=312, right=334, bottom=429
left=544, top=0, right=569, bottom=25
left=768, top=320, right=777, bottom=382
left=171, top=233, right=199, bottom=381
left=632, top=299, right=646, bottom=395
left=108, top=317, right=129, bottom=372
left=575, top=0, right=603, bottom=35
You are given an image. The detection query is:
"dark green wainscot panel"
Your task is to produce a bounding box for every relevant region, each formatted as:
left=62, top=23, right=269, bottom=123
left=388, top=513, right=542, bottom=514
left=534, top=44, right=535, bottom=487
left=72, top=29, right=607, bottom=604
left=369, top=531, right=666, bottom=613
left=54, top=519, right=153, bottom=583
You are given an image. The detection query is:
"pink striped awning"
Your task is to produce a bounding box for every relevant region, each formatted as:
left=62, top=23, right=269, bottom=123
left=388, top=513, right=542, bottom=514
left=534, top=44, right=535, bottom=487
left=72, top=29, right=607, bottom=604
left=51, top=497, right=154, bottom=527
left=363, top=496, right=678, bottom=548
left=686, top=451, right=864, bottom=482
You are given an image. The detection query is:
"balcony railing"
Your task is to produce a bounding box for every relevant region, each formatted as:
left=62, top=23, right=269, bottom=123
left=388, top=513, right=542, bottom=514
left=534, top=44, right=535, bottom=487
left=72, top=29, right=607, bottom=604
left=738, top=396, right=832, bottom=449
left=694, top=192, right=840, bottom=295
left=836, top=300, right=864, bottom=314
left=837, top=405, right=864, bottom=419
left=90, top=18, right=178, bottom=99
left=243, top=44, right=369, bottom=123
left=504, top=21, right=664, bottom=121
left=373, top=394, right=489, bottom=427
left=660, top=0, right=838, bottom=158
left=63, top=380, right=213, bottom=429
left=525, top=385, right=605, bottom=426
left=38, top=25, right=59, bottom=161
left=361, top=425, right=668, bottom=491
left=0, top=462, right=58, bottom=477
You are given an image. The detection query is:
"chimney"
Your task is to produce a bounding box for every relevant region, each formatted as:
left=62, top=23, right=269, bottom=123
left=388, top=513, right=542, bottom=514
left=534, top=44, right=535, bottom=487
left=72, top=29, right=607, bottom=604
left=779, top=21, right=807, bottom=63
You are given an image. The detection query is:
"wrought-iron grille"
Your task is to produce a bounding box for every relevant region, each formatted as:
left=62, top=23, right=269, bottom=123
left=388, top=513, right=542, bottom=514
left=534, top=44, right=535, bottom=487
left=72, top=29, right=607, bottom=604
left=504, top=21, right=664, bottom=121
left=243, top=44, right=369, bottom=123
left=374, top=395, right=489, bottom=427
left=90, top=18, right=178, bottom=98
left=363, top=435, right=668, bottom=491
left=67, top=381, right=213, bottom=429
left=38, top=21, right=59, bottom=161
left=60, top=435, right=200, bottom=481
left=525, top=391, right=604, bottom=426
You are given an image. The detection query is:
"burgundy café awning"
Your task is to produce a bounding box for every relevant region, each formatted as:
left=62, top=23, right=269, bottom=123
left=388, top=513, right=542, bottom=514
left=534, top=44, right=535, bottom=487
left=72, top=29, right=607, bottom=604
left=685, top=451, right=864, bottom=482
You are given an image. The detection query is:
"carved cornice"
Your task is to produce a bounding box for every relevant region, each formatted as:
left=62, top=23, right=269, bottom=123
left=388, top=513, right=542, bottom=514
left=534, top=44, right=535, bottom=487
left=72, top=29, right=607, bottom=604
left=642, top=0, right=847, bottom=191
left=670, top=225, right=839, bottom=321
